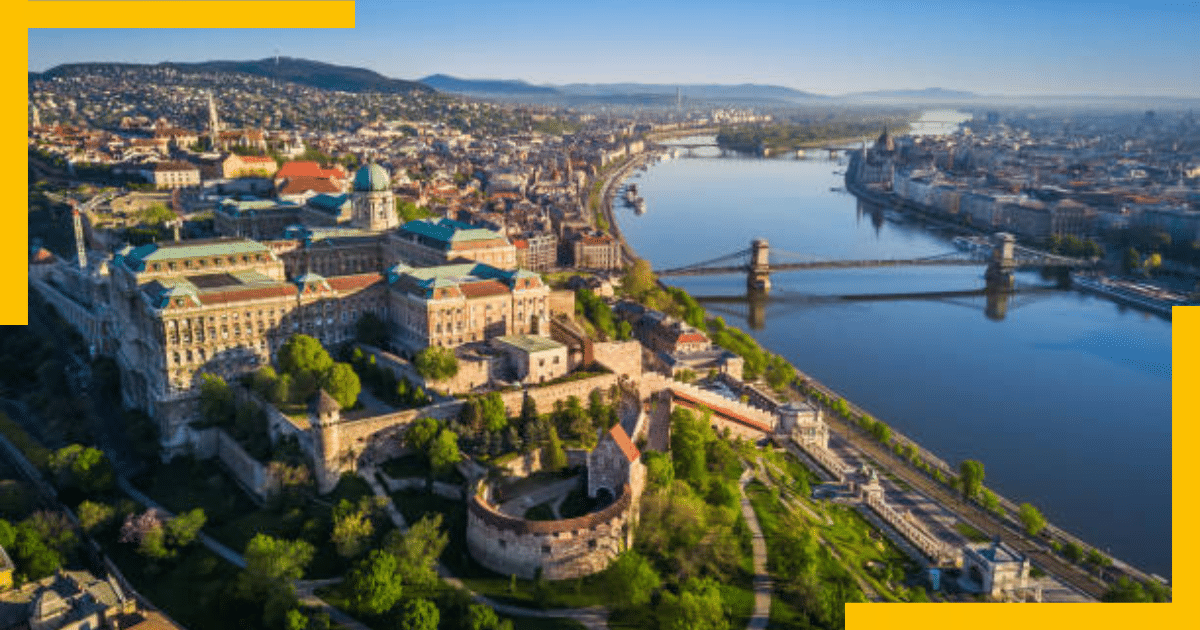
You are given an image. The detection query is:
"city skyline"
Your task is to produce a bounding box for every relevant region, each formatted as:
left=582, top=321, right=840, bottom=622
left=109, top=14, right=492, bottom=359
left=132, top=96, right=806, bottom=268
left=27, top=0, right=1200, bottom=98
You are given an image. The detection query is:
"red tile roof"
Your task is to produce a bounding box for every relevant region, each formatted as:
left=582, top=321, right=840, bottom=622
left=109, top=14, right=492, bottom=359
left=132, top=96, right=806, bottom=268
left=459, top=280, right=510, bottom=298
left=279, top=176, right=342, bottom=195
left=199, top=284, right=297, bottom=306
left=239, top=155, right=276, bottom=164
left=326, top=274, right=383, bottom=291
left=276, top=161, right=346, bottom=181
left=609, top=424, right=640, bottom=462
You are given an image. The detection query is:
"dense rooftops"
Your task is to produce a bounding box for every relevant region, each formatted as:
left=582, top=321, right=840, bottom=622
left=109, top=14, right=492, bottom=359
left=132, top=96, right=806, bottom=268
left=387, top=261, right=541, bottom=299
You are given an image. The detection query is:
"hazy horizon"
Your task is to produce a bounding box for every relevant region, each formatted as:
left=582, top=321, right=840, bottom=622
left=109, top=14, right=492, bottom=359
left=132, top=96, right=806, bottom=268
left=27, top=0, right=1200, bottom=98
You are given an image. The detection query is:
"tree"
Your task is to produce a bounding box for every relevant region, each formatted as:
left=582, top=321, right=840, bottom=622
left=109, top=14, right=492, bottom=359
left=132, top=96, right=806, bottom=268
left=77, top=500, right=115, bottom=534
left=543, top=426, right=567, bottom=472
left=331, top=500, right=374, bottom=559
left=399, top=598, right=439, bottom=630
left=137, top=203, right=177, bottom=227
left=959, top=460, right=984, bottom=501
left=320, top=362, right=361, bottom=409
left=164, top=508, right=206, bottom=549
left=278, top=335, right=334, bottom=377
left=657, top=577, right=727, bottom=630
left=198, top=374, right=234, bottom=424
left=978, top=488, right=1001, bottom=513
left=119, top=509, right=169, bottom=560
left=346, top=550, right=403, bottom=615
left=428, top=428, right=462, bottom=476
left=1017, top=503, right=1046, bottom=536
left=406, top=417, right=441, bottom=453
left=384, top=514, right=448, bottom=589
left=414, top=346, right=459, bottom=381
left=607, top=551, right=661, bottom=606
left=519, top=394, right=539, bottom=430
left=1123, top=247, right=1143, bottom=274
left=48, top=444, right=114, bottom=494
left=622, top=259, right=657, bottom=298
left=480, top=392, right=507, bottom=433
left=1102, top=576, right=1150, bottom=602
left=238, top=534, right=315, bottom=600
left=252, top=366, right=279, bottom=400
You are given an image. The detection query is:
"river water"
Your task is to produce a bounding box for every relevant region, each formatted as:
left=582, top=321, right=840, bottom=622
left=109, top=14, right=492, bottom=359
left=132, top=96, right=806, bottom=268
left=617, top=134, right=1172, bottom=579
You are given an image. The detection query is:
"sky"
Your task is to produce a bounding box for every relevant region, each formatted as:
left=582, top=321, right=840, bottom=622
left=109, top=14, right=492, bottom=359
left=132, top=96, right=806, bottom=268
left=26, top=0, right=1200, bottom=97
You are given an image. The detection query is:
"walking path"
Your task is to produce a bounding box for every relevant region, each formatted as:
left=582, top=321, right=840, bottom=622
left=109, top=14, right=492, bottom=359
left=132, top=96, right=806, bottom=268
left=738, top=465, right=771, bottom=630
left=116, top=475, right=247, bottom=569
left=496, top=475, right=580, bottom=517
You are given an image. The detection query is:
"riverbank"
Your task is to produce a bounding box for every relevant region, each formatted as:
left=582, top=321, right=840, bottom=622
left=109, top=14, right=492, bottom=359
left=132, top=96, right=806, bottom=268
left=596, top=140, right=1165, bottom=592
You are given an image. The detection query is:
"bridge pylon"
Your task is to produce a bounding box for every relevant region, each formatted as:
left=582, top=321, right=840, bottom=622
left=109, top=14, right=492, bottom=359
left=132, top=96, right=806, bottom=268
left=748, top=238, right=771, bottom=295
left=985, top=232, right=1016, bottom=291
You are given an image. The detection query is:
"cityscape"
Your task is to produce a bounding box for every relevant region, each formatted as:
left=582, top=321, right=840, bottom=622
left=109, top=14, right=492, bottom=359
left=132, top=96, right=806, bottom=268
left=11, top=4, right=1190, bottom=630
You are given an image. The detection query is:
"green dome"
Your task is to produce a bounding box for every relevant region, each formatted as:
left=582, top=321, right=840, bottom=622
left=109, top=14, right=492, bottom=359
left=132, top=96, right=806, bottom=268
left=354, top=163, right=391, bottom=192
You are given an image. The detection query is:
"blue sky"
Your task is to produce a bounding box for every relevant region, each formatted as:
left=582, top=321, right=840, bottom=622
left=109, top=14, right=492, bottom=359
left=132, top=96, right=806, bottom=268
left=27, top=0, right=1200, bottom=96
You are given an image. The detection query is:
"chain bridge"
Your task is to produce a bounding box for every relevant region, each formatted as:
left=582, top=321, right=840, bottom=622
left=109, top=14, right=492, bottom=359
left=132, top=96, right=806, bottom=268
left=654, top=233, right=1095, bottom=293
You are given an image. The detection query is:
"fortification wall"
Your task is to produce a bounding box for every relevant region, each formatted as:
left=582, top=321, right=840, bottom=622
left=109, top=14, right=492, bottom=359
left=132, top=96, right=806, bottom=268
left=496, top=373, right=619, bottom=417
left=466, top=482, right=633, bottom=580
left=189, top=427, right=278, bottom=501
left=592, top=340, right=643, bottom=379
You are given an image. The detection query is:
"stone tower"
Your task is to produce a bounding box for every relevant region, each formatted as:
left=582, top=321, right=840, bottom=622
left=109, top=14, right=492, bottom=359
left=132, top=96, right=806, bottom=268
left=351, top=163, right=397, bottom=232
left=207, top=90, right=221, bottom=149
left=748, top=238, right=771, bottom=294
left=312, top=389, right=343, bottom=494
left=72, top=207, right=86, bottom=269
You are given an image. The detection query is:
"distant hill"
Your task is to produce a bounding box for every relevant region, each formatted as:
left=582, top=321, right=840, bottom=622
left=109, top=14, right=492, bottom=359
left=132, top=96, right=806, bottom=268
left=419, top=74, right=559, bottom=95
left=33, top=58, right=432, bottom=94
left=842, top=87, right=981, bottom=101
left=558, top=82, right=827, bottom=102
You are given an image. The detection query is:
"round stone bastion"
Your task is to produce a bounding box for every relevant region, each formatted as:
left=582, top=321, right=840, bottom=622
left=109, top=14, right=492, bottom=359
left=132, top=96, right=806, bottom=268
left=466, top=481, right=634, bottom=580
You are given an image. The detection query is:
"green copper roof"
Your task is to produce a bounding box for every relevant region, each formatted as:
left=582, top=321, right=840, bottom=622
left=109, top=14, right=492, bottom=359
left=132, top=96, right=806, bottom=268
left=128, top=239, right=272, bottom=264
left=494, top=335, right=564, bottom=354
left=354, top=163, right=391, bottom=192
left=399, top=218, right=506, bottom=246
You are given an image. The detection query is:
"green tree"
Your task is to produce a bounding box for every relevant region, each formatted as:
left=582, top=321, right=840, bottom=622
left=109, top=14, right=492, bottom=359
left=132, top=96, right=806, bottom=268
left=414, top=346, right=459, bottom=380
left=959, top=460, right=985, bottom=501
left=1102, top=577, right=1150, bottom=602
left=137, top=203, right=177, bottom=227
left=480, top=392, right=507, bottom=433
left=519, top=394, right=538, bottom=430
left=1062, top=541, right=1084, bottom=563
left=978, top=488, right=1001, bottom=513
left=657, top=577, right=727, bottom=630
left=1017, top=503, right=1047, bottom=536
left=48, top=444, right=115, bottom=494
left=642, top=451, right=675, bottom=489
left=164, top=508, right=206, bottom=549
left=622, top=259, right=657, bottom=297
left=238, top=535, right=315, bottom=600
left=1123, top=247, right=1143, bottom=274
left=428, top=428, right=462, bottom=476
left=252, top=366, right=279, bottom=400
left=77, top=501, right=115, bottom=534
left=320, top=362, right=361, bottom=409
left=346, top=550, right=403, bottom=615
left=198, top=374, right=234, bottom=424
left=399, top=598, right=440, bottom=630
left=543, top=426, right=567, bottom=472
left=331, top=500, right=374, bottom=559
left=278, top=335, right=334, bottom=377
left=384, top=514, right=448, bottom=590
left=406, top=417, right=441, bottom=453
left=607, top=551, right=661, bottom=606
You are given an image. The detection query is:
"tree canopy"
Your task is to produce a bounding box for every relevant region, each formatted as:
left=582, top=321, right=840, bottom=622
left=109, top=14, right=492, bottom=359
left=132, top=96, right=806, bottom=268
left=414, top=346, right=459, bottom=381
left=346, top=550, right=403, bottom=615
left=959, top=460, right=984, bottom=501
left=320, top=362, right=361, bottom=409
left=1017, top=503, right=1047, bottom=536
left=278, top=335, right=334, bottom=377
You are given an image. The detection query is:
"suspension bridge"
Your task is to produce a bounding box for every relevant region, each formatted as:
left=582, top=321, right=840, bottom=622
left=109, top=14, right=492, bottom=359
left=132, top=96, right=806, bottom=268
left=654, top=233, right=1096, bottom=293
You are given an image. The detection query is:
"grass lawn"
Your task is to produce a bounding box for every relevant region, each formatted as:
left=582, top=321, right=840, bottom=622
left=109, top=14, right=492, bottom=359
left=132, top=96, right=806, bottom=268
left=381, top=452, right=428, bottom=479
left=955, top=521, right=991, bottom=543
left=132, top=457, right=258, bottom=527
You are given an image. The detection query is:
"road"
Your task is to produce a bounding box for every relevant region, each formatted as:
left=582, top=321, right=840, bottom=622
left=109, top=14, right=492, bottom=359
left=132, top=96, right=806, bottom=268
left=738, top=465, right=771, bottom=630
left=804, top=394, right=1107, bottom=600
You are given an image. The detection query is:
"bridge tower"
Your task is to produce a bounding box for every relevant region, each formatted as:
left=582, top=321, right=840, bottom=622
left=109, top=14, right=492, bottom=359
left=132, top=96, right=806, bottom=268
left=748, top=238, right=771, bottom=294
left=985, top=232, right=1016, bottom=291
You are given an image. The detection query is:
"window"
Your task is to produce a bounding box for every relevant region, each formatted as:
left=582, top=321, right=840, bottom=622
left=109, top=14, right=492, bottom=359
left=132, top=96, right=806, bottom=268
left=588, top=539, right=597, bottom=550
left=542, top=545, right=551, bottom=555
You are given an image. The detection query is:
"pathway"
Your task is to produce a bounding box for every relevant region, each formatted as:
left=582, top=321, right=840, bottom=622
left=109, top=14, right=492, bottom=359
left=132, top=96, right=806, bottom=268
left=116, top=476, right=247, bottom=569
left=738, top=465, right=771, bottom=630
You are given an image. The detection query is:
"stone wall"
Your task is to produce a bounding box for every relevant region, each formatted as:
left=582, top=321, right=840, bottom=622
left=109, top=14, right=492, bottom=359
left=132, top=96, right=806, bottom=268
left=190, top=427, right=279, bottom=502
left=466, top=482, right=634, bottom=580
left=666, top=382, right=777, bottom=438
left=496, top=372, right=620, bottom=417
left=592, top=340, right=643, bottom=379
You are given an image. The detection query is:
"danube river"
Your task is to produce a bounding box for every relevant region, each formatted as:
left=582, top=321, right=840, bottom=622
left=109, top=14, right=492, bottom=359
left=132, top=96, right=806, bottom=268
left=616, top=135, right=1172, bottom=579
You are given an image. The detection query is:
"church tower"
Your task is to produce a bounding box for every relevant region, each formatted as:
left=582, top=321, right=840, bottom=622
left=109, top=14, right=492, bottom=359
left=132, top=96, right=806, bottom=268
left=207, top=90, right=221, bottom=149
left=351, top=163, right=397, bottom=232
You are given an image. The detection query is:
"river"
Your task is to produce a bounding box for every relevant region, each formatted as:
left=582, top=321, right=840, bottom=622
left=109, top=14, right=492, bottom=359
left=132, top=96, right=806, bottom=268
left=616, top=131, right=1172, bottom=579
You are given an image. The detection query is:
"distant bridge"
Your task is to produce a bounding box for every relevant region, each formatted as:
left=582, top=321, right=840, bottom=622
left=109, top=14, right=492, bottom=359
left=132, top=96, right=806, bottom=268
left=655, top=234, right=1095, bottom=293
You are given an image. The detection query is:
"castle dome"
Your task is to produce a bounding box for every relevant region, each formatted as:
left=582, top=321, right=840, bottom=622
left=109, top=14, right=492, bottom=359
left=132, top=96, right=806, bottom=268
left=353, top=163, right=391, bottom=192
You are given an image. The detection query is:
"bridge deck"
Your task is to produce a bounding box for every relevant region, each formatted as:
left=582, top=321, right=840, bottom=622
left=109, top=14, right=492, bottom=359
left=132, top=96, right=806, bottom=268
left=658, top=258, right=1083, bottom=277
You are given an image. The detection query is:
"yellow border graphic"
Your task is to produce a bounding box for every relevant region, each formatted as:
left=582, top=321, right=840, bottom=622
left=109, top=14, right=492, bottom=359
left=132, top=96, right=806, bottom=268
left=12, top=3, right=1189, bottom=630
